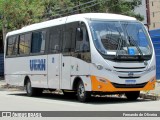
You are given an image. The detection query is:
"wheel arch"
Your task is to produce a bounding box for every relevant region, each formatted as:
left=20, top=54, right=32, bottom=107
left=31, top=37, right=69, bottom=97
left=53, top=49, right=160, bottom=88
left=24, top=76, right=30, bottom=87
left=72, top=76, right=82, bottom=90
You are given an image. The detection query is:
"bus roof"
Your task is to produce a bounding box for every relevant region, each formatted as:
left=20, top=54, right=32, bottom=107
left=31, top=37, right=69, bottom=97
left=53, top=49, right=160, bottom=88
left=6, top=13, right=136, bottom=37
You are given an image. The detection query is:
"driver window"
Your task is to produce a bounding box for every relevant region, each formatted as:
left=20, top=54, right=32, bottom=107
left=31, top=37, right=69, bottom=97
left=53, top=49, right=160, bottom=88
left=74, top=22, right=91, bottom=62
left=76, top=25, right=90, bottom=52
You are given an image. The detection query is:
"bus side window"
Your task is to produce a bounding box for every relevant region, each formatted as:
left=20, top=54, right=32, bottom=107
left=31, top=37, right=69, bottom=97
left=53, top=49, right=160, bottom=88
left=40, top=31, right=46, bottom=53
left=19, top=33, right=31, bottom=55
left=74, top=22, right=91, bottom=62
left=19, top=35, right=25, bottom=55
left=6, top=36, right=19, bottom=56
left=63, top=24, right=73, bottom=53
left=7, top=37, right=13, bottom=56
left=49, top=26, right=61, bottom=53
left=12, top=36, right=18, bottom=55
left=75, top=25, right=90, bottom=52
left=31, top=31, right=45, bottom=54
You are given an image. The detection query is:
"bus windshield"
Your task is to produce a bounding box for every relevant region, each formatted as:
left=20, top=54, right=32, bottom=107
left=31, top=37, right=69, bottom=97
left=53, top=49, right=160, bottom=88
left=89, top=20, right=152, bottom=60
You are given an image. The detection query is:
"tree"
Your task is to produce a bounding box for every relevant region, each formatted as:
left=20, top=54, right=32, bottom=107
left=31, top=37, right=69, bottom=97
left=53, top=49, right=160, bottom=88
left=0, top=0, right=144, bottom=32
left=0, top=0, right=44, bottom=30
left=42, top=0, right=74, bottom=19
left=100, top=0, right=144, bottom=21
left=0, top=0, right=45, bottom=42
left=68, top=0, right=144, bottom=21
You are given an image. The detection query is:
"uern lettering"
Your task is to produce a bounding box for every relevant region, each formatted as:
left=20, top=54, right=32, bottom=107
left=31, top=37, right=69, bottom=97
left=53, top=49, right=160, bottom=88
left=30, top=59, right=46, bottom=71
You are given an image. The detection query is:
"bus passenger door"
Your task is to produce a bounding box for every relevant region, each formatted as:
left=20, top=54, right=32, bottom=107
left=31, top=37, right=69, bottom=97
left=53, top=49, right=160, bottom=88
left=60, top=23, right=74, bottom=90
left=47, top=27, right=62, bottom=89
left=48, top=54, right=61, bottom=89
left=61, top=55, right=71, bottom=89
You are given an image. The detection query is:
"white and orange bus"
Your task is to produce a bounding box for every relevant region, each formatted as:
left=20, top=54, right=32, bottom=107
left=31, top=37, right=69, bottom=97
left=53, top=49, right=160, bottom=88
left=4, top=13, right=156, bottom=102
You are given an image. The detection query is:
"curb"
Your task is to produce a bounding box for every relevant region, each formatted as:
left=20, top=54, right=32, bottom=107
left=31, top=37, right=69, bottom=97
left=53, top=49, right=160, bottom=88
left=0, top=80, right=24, bottom=91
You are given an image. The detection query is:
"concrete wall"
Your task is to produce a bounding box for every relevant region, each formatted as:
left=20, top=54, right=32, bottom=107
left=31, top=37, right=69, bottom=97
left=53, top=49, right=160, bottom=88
left=149, top=0, right=160, bottom=30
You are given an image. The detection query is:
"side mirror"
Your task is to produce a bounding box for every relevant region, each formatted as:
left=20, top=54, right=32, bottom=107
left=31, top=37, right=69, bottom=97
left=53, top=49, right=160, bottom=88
left=76, top=28, right=83, bottom=41
left=54, top=45, right=59, bottom=52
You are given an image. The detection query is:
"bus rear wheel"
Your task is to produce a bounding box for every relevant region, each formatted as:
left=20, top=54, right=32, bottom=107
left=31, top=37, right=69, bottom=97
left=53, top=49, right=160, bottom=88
left=125, top=91, right=140, bottom=101
left=77, top=80, right=91, bottom=102
left=26, top=80, right=42, bottom=97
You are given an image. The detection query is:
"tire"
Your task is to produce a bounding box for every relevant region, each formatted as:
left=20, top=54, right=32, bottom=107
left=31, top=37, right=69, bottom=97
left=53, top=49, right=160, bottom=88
left=77, top=80, right=91, bottom=102
left=26, top=80, right=43, bottom=97
left=125, top=91, right=140, bottom=101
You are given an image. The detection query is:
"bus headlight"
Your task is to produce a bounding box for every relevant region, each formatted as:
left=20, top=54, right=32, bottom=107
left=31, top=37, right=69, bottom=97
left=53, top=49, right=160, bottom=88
left=97, top=65, right=103, bottom=70
left=93, top=63, right=103, bottom=70
left=147, top=65, right=156, bottom=72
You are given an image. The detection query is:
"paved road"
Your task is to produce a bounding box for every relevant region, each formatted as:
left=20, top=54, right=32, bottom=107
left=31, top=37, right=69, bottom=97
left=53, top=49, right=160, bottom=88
left=0, top=79, right=160, bottom=111
left=0, top=90, right=160, bottom=111
left=0, top=80, right=160, bottom=119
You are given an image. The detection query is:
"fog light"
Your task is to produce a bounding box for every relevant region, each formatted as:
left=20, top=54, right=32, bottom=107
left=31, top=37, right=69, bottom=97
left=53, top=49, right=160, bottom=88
left=98, top=85, right=101, bottom=89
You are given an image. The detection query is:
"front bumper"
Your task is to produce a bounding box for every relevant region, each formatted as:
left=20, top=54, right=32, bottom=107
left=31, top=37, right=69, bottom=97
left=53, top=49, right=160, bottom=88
left=91, top=76, right=156, bottom=92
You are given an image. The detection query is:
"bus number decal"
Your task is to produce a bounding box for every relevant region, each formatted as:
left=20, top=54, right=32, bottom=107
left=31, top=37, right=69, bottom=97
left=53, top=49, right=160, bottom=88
left=52, top=57, right=54, bottom=63
left=30, top=59, right=46, bottom=71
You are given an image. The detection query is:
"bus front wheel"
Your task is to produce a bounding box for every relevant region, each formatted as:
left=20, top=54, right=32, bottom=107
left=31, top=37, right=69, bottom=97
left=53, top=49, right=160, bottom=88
left=125, top=91, right=140, bottom=101
left=77, top=80, right=91, bottom=102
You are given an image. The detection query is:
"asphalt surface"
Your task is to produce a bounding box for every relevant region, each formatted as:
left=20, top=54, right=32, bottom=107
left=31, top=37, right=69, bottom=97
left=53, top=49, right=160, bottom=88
left=0, top=80, right=160, bottom=120
left=0, top=90, right=160, bottom=111
left=0, top=80, right=160, bottom=111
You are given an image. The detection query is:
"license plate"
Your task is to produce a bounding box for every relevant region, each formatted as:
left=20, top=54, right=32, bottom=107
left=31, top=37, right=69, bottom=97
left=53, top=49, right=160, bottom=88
left=125, top=80, right=136, bottom=84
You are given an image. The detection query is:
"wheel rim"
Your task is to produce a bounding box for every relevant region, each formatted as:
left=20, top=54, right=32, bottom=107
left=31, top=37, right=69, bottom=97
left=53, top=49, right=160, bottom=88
left=27, top=81, right=31, bottom=94
left=78, top=83, right=85, bottom=98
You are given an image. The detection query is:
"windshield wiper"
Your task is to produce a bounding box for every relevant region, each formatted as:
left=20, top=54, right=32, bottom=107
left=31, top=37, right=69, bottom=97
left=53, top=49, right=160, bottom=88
left=116, top=37, right=123, bottom=59
left=122, top=23, right=144, bottom=58
left=115, top=26, right=125, bottom=60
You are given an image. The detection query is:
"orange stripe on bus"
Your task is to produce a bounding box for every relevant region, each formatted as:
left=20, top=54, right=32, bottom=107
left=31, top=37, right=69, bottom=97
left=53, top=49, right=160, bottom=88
left=91, top=76, right=156, bottom=92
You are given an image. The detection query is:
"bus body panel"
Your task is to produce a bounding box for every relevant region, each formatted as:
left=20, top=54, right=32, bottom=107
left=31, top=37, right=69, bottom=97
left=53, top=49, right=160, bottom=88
left=70, top=57, right=91, bottom=91
left=5, top=55, right=48, bottom=88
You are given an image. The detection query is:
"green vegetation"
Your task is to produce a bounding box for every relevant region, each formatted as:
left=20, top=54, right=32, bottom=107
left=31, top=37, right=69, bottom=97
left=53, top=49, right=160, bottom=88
left=0, top=0, right=44, bottom=30
left=0, top=0, right=143, bottom=33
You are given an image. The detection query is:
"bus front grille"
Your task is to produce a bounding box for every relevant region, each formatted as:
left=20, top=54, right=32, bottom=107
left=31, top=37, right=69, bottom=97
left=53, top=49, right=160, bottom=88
left=113, top=66, right=146, bottom=69
left=111, top=82, right=147, bottom=88
left=118, top=76, right=140, bottom=79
